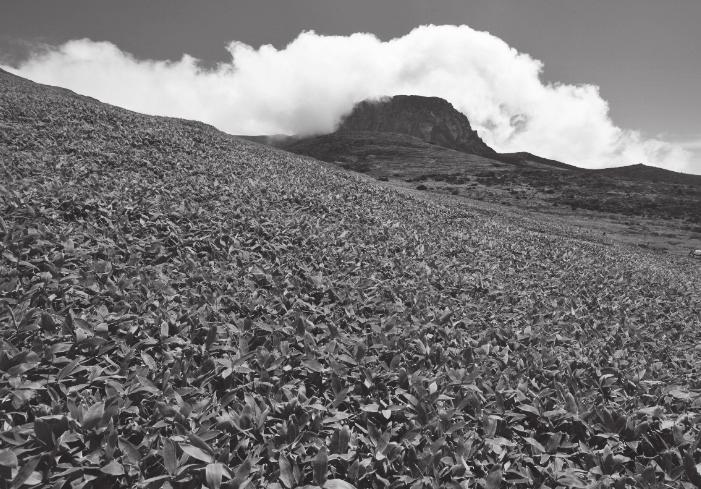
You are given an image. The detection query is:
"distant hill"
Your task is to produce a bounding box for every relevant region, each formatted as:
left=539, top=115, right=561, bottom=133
left=281, top=130, right=578, bottom=180
left=336, top=95, right=497, bottom=157
left=498, top=151, right=579, bottom=171
left=595, top=162, right=701, bottom=186
left=269, top=95, right=578, bottom=173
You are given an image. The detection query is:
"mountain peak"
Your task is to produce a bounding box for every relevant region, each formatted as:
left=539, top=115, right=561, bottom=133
left=337, top=95, right=496, bottom=157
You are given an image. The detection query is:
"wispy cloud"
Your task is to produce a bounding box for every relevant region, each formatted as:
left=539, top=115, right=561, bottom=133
left=2, top=25, right=696, bottom=173
left=678, top=138, right=701, bottom=150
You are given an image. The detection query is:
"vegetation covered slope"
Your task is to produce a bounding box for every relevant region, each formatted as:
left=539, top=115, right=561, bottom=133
left=282, top=131, right=509, bottom=176
left=1, top=69, right=701, bottom=488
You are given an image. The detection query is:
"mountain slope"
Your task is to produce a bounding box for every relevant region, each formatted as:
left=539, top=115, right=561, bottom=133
left=275, top=96, right=700, bottom=223
left=283, top=131, right=510, bottom=176
left=278, top=94, right=574, bottom=172
left=1, top=69, right=701, bottom=488
left=595, top=162, right=701, bottom=186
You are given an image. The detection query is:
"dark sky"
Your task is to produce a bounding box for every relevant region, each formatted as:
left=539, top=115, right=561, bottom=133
left=2, top=0, right=700, bottom=144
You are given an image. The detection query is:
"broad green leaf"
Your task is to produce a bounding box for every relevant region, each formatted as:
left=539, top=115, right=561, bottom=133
left=206, top=463, right=224, bottom=489
left=162, top=438, right=178, bottom=476
left=324, top=480, right=357, bottom=489
left=81, top=401, right=105, bottom=430
left=485, top=464, right=502, bottom=489
left=312, top=448, right=328, bottom=486
left=279, top=456, right=294, bottom=489
left=180, top=444, right=214, bottom=463
left=100, top=460, right=125, bottom=476
left=10, top=456, right=40, bottom=489
left=118, top=437, right=142, bottom=464
left=0, top=449, right=18, bottom=468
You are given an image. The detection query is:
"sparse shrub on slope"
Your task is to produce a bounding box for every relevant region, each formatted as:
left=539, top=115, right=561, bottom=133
left=1, top=70, right=701, bottom=488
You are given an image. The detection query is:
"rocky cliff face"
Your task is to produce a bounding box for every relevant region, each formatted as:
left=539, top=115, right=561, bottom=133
left=337, top=95, right=496, bottom=157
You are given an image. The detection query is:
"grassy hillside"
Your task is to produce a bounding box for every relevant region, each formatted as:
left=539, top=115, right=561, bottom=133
left=280, top=132, right=701, bottom=225
left=594, top=164, right=701, bottom=187
left=282, top=131, right=511, bottom=176
left=1, top=69, right=701, bottom=488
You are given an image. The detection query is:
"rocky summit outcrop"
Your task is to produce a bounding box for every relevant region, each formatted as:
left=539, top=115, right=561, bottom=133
left=337, top=95, right=497, bottom=157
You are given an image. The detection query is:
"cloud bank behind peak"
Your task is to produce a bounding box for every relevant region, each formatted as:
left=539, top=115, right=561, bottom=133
left=2, top=25, right=695, bottom=172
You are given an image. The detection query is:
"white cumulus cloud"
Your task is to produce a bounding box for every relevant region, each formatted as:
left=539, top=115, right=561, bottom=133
left=2, top=25, right=696, bottom=173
